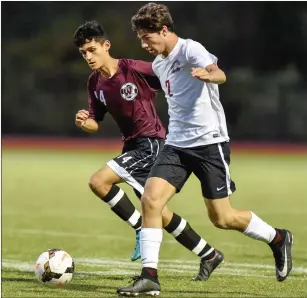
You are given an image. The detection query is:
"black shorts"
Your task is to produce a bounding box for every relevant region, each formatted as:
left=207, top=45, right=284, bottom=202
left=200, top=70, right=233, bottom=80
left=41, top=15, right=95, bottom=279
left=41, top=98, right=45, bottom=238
left=148, top=142, right=236, bottom=199
left=107, top=137, right=163, bottom=198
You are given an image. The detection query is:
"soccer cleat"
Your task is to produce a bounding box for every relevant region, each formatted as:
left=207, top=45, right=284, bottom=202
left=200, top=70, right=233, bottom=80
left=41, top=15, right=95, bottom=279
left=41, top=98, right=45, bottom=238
left=130, top=230, right=141, bottom=261
left=117, top=276, right=160, bottom=296
left=192, top=249, right=224, bottom=281
left=269, top=229, right=293, bottom=282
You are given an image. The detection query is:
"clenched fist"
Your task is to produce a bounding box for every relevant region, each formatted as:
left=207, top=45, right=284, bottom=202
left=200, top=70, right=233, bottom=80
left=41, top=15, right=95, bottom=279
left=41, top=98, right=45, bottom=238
left=75, top=109, right=89, bottom=127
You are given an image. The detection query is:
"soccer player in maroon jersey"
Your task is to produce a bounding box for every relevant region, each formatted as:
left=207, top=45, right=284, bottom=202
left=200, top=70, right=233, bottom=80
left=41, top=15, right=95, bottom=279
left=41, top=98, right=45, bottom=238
left=73, top=20, right=223, bottom=277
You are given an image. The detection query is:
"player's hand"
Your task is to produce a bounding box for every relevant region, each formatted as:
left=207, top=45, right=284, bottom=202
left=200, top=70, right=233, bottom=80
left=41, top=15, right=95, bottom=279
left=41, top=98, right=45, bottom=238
left=75, top=109, right=89, bottom=127
left=191, top=67, right=213, bottom=82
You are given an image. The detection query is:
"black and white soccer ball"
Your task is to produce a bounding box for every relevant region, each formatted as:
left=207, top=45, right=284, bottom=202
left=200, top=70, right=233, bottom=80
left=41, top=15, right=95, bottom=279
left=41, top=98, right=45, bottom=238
left=35, top=248, right=75, bottom=288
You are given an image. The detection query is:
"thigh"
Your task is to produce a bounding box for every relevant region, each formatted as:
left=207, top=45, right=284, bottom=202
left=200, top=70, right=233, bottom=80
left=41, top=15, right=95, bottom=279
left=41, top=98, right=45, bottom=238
left=193, top=142, right=236, bottom=199
left=107, top=138, right=163, bottom=197
left=92, top=164, right=123, bottom=184
left=90, top=165, right=124, bottom=197
left=148, top=145, right=192, bottom=193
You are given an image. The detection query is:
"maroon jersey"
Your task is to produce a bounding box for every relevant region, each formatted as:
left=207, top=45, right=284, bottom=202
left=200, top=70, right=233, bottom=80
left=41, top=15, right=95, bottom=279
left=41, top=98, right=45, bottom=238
left=87, top=59, right=166, bottom=140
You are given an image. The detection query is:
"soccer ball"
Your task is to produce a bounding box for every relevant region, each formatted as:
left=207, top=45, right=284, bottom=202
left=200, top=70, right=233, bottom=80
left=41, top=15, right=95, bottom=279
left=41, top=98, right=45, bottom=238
left=35, top=248, right=75, bottom=288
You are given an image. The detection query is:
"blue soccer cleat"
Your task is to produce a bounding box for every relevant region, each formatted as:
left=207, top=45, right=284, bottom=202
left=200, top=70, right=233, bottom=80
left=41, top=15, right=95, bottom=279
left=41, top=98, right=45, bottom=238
left=130, top=230, right=141, bottom=261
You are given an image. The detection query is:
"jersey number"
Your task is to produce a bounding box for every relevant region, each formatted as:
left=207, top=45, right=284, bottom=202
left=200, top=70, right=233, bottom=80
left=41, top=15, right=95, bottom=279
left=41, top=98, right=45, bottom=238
left=165, top=80, right=173, bottom=97
left=118, top=152, right=133, bottom=164
left=94, top=90, right=107, bottom=106
left=122, top=156, right=132, bottom=164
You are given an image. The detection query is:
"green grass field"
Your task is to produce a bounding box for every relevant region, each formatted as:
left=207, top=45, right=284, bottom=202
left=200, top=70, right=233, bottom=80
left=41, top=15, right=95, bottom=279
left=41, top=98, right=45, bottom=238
left=2, top=149, right=307, bottom=297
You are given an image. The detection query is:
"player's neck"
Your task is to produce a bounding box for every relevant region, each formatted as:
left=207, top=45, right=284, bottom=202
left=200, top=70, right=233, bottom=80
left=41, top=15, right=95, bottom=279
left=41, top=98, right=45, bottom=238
left=162, top=34, right=179, bottom=58
left=98, top=57, right=119, bottom=78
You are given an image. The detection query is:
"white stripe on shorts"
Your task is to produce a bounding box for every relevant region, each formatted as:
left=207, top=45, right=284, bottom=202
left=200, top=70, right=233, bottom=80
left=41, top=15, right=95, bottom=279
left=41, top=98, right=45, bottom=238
left=125, top=139, right=154, bottom=173
left=155, top=139, right=160, bottom=157
left=217, top=143, right=232, bottom=195
left=107, top=160, right=144, bottom=195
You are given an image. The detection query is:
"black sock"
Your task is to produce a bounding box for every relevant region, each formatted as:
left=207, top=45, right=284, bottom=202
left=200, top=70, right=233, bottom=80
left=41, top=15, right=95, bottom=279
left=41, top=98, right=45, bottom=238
left=103, top=185, right=142, bottom=231
left=141, top=267, right=158, bottom=282
left=269, top=229, right=283, bottom=246
left=164, top=213, right=216, bottom=260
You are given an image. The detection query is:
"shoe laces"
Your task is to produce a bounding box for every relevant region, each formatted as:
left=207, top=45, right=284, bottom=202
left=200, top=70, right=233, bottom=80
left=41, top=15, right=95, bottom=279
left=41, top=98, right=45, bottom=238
left=130, top=275, right=142, bottom=284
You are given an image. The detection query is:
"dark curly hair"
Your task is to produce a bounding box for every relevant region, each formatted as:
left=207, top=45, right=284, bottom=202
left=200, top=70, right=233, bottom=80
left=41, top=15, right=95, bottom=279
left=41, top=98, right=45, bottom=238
left=131, top=3, right=174, bottom=33
left=74, top=20, right=108, bottom=47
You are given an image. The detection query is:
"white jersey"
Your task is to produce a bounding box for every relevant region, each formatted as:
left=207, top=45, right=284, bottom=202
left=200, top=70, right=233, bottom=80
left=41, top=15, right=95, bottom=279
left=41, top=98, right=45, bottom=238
left=152, top=38, right=229, bottom=148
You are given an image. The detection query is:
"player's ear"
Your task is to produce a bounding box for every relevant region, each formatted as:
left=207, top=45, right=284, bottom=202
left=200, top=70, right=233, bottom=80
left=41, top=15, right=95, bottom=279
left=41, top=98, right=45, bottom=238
left=161, top=25, right=168, bottom=37
left=104, top=40, right=111, bottom=51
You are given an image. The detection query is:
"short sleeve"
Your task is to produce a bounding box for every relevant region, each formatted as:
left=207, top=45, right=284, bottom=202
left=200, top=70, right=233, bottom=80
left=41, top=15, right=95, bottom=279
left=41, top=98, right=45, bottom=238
left=130, top=59, right=162, bottom=92
left=87, top=76, right=107, bottom=122
left=130, top=60, right=155, bottom=76
left=186, top=40, right=218, bottom=68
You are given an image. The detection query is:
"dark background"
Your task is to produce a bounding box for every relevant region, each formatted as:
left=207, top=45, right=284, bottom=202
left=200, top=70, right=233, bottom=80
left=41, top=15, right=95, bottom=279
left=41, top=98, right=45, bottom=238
left=2, top=1, right=307, bottom=142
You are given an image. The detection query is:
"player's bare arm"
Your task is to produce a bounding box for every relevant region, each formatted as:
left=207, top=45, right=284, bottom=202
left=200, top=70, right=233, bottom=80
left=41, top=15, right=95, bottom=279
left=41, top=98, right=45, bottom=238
left=75, top=109, right=99, bottom=133
left=191, top=64, right=226, bottom=84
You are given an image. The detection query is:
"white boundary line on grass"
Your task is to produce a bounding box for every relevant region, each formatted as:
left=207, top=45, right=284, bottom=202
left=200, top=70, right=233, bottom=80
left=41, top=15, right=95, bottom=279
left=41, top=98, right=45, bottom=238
left=75, top=258, right=307, bottom=274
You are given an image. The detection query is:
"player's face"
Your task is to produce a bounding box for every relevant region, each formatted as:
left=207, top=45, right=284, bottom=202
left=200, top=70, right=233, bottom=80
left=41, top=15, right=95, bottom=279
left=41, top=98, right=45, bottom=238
left=79, top=39, right=110, bottom=70
left=137, top=29, right=167, bottom=56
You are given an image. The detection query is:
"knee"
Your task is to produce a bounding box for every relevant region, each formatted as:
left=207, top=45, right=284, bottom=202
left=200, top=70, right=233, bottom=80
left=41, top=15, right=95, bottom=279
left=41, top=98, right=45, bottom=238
left=88, top=173, right=100, bottom=191
left=88, top=173, right=110, bottom=197
left=141, top=193, right=163, bottom=212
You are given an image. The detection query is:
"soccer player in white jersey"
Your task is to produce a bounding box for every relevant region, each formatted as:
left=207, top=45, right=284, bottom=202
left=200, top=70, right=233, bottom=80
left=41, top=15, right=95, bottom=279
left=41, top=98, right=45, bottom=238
left=117, top=3, right=294, bottom=296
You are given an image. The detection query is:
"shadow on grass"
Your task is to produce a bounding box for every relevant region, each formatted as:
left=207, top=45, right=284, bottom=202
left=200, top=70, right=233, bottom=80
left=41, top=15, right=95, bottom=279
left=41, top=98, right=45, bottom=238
left=2, top=276, right=37, bottom=283
left=2, top=271, right=36, bottom=284
left=75, top=273, right=126, bottom=281
left=2, top=270, right=124, bottom=294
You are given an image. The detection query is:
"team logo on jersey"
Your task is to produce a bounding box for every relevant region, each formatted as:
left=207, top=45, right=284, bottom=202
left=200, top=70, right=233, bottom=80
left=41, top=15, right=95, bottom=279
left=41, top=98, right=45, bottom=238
left=120, top=82, right=138, bottom=101
left=171, top=60, right=181, bottom=73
